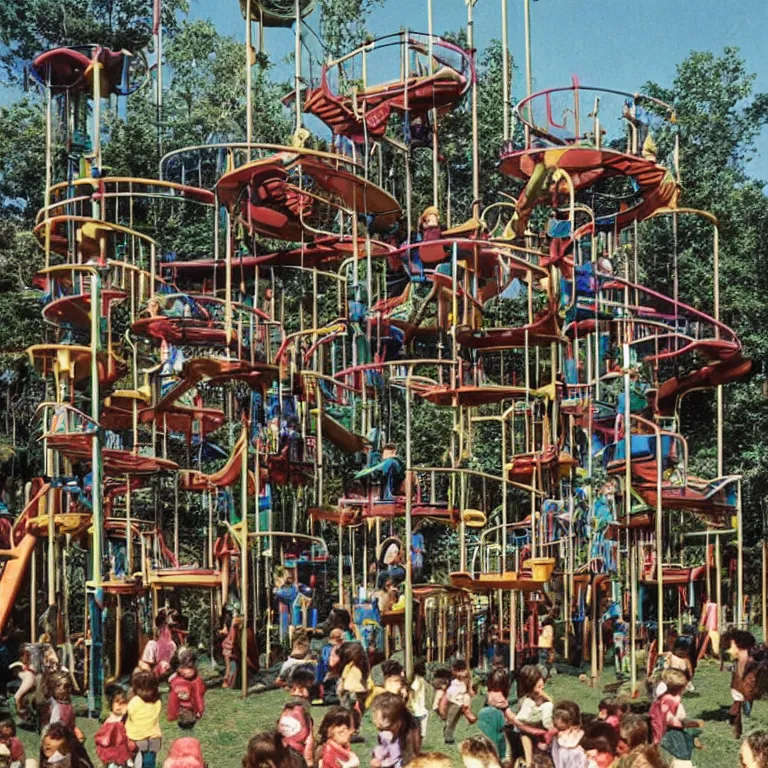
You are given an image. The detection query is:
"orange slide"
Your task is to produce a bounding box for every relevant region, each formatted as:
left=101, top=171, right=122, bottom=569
left=179, top=431, right=256, bottom=494
left=0, top=482, right=50, bottom=634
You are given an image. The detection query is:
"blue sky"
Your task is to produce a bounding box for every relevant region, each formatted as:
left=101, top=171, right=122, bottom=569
left=2, top=0, right=767, bottom=179
left=188, top=0, right=768, bottom=182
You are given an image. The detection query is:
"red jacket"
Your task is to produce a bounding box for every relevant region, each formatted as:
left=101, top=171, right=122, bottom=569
left=94, top=717, right=133, bottom=765
left=0, top=736, right=24, bottom=764
left=168, top=673, right=206, bottom=721
left=278, top=698, right=315, bottom=766
left=321, top=740, right=360, bottom=768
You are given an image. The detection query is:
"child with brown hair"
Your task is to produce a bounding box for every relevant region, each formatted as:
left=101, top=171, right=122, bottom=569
left=242, top=731, right=296, bottom=768
left=442, top=659, right=477, bottom=744
left=551, top=700, right=587, bottom=768
left=580, top=722, right=618, bottom=768
left=316, top=707, right=360, bottom=768
left=458, top=734, right=502, bottom=768
left=168, top=649, right=206, bottom=729
left=46, top=669, right=84, bottom=741
left=617, top=714, right=649, bottom=758
left=649, top=669, right=702, bottom=767
left=337, top=643, right=372, bottom=718
left=370, top=691, right=422, bottom=768
left=277, top=667, right=316, bottom=767
left=40, top=722, right=94, bottom=768
left=94, top=688, right=132, bottom=768
left=515, top=665, right=553, bottom=766
left=127, top=669, right=162, bottom=768
left=0, top=719, right=24, bottom=768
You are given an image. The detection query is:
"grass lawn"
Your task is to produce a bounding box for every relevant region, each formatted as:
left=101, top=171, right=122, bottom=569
left=16, top=659, right=764, bottom=766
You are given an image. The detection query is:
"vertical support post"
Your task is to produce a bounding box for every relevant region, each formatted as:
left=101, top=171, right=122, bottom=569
left=762, top=537, right=768, bottom=642
left=736, top=479, right=743, bottom=626
left=240, top=422, right=249, bottom=697
left=630, top=544, right=637, bottom=695
left=715, top=536, right=722, bottom=636
left=44, top=84, right=52, bottom=212
left=655, top=427, right=663, bottom=641
left=501, top=0, right=510, bottom=141
left=404, top=374, right=414, bottom=679
left=428, top=0, right=440, bottom=206
left=89, top=270, right=104, bottom=715
left=467, top=2, right=479, bottom=215
left=125, top=476, right=133, bottom=575
left=294, top=0, right=302, bottom=133
left=523, top=0, right=532, bottom=145
left=245, top=0, right=253, bottom=147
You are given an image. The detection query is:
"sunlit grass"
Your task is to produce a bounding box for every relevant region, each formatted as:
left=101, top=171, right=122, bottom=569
left=15, top=659, right=763, bottom=766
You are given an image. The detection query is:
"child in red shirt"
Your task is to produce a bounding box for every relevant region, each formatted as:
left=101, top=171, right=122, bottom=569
left=94, top=689, right=133, bottom=768
left=277, top=668, right=316, bottom=767
left=168, top=650, right=206, bottom=729
left=317, top=707, right=360, bottom=768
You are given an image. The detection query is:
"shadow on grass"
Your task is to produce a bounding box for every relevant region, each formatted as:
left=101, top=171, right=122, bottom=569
left=696, top=706, right=732, bottom=723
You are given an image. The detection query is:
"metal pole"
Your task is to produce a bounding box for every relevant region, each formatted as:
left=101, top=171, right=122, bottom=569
left=294, top=0, right=302, bottom=132
left=155, top=19, right=163, bottom=156
left=89, top=270, right=103, bottom=715
left=404, top=376, right=414, bottom=679
left=428, top=0, right=439, bottom=206
left=246, top=0, right=253, bottom=146
left=466, top=0, right=480, bottom=214
left=762, top=538, right=767, bottom=642
left=655, top=429, right=663, bottom=641
left=240, top=423, right=249, bottom=697
left=501, top=0, right=510, bottom=141
left=737, top=479, right=743, bottom=626
left=523, top=0, right=532, bottom=145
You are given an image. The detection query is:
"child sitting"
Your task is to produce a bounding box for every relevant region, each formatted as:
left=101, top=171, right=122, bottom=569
left=370, top=691, right=422, bottom=768
left=277, top=667, right=316, bottom=767
left=94, top=688, right=132, bottom=768
left=0, top=719, right=24, bottom=768
left=649, top=669, right=702, bottom=768
left=46, top=670, right=84, bottom=742
left=442, top=659, right=477, bottom=745
left=168, top=649, right=206, bottom=729
left=580, top=722, right=618, bottom=768
left=382, top=660, right=406, bottom=698
left=515, top=665, right=553, bottom=766
left=458, top=735, right=502, bottom=768
left=316, top=707, right=360, bottom=768
left=597, top=698, right=629, bottom=735
left=315, top=628, right=344, bottom=705
left=276, top=629, right=314, bottom=688
left=551, top=700, right=586, bottom=768
left=616, top=714, right=649, bottom=758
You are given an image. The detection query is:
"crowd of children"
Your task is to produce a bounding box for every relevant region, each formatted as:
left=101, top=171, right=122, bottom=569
left=6, top=620, right=768, bottom=768
left=2, top=634, right=208, bottom=768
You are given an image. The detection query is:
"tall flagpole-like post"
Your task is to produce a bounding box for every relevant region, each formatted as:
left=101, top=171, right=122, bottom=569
left=294, top=0, right=303, bottom=133
left=154, top=0, right=163, bottom=156
left=404, top=373, right=414, bottom=679
left=246, top=0, right=253, bottom=146
left=501, top=0, right=510, bottom=142
left=428, top=0, right=439, bottom=206
left=466, top=0, right=480, bottom=217
left=523, top=0, right=532, bottom=145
